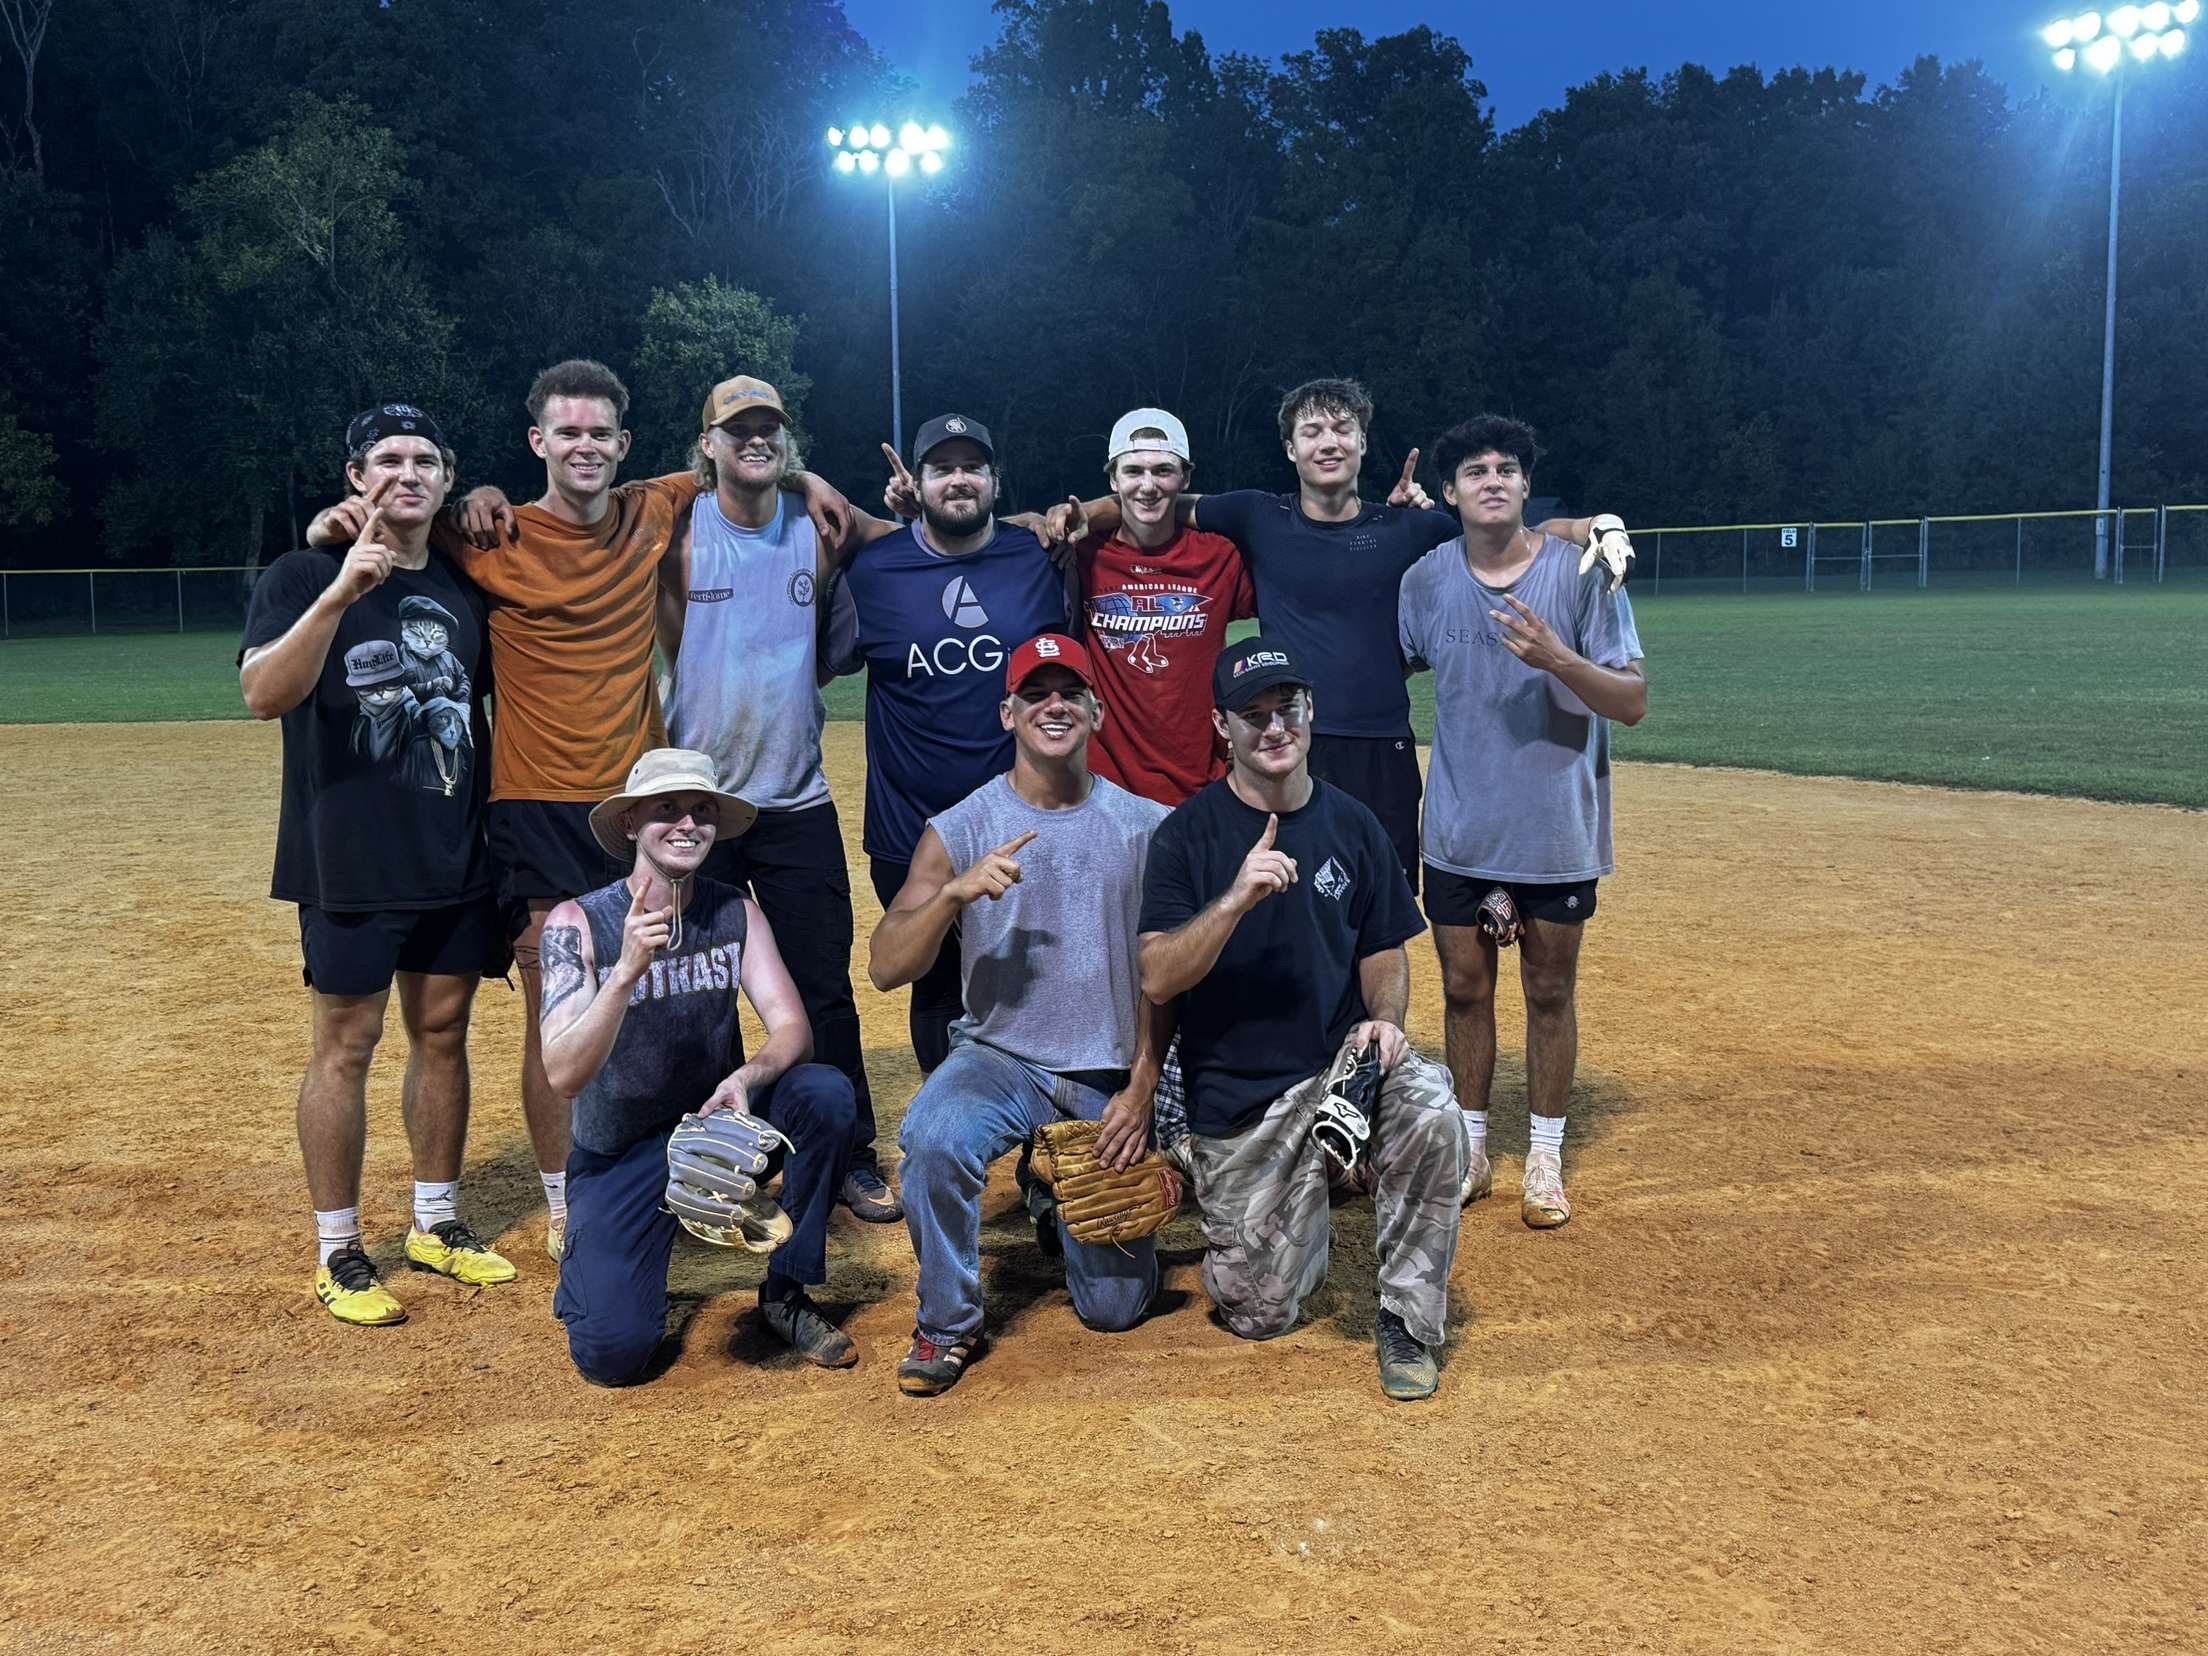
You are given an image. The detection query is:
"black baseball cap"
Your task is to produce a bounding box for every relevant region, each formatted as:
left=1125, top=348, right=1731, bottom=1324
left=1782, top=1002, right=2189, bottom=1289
left=1213, top=636, right=1311, bottom=713
left=912, top=413, right=995, bottom=468
left=345, top=402, right=446, bottom=457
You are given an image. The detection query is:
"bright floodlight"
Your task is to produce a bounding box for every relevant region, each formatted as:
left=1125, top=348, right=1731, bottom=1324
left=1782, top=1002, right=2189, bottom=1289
left=2087, top=30, right=2124, bottom=63
left=899, top=122, right=926, bottom=153
left=884, top=148, right=911, bottom=177
left=2143, top=1, right=2173, bottom=25
left=2179, top=0, right=2201, bottom=22
left=2054, top=43, right=2080, bottom=64
left=2128, top=26, right=2159, bottom=49
left=858, top=149, right=880, bottom=173
left=2075, top=9, right=2103, bottom=36
left=2046, top=17, right=2076, bottom=44
left=868, top=123, right=890, bottom=148
left=2109, top=4, right=2141, bottom=33
left=926, top=125, right=951, bottom=151
left=834, top=150, right=856, bottom=173
left=2164, top=25, right=2188, bottom=48
left=920, top=150, right=944, bottom=173
left=826, top=126, right=844, bottom=146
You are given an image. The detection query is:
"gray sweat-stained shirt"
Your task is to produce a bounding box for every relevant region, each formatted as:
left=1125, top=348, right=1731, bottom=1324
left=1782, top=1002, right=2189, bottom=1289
left=1398, top=534, right=1642, bottom=883
left=927, top=772, right=1167, bottom=1073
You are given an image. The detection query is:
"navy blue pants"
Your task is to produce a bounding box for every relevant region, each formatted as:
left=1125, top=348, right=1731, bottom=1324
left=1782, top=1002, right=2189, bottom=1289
left=554, top=1063, right=857, bottom=1386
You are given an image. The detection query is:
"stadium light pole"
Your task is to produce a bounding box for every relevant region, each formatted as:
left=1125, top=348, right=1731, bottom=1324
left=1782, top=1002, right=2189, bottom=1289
left=827, top=120, right=951, bottom=456
left=2044, top=4, right=2193, bottom=577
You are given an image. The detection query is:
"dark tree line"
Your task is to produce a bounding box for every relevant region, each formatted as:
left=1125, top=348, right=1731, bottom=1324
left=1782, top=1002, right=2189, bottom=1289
left=1, top=0, right=2202, bottom=568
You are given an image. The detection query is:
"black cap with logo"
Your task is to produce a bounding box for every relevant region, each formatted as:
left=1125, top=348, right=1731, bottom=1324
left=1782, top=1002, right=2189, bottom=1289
left=1212, top=636, right=1311, bottom=713
left=911, top=413, right=995, bottom=468
left=345, top=403, right=446, bottom=457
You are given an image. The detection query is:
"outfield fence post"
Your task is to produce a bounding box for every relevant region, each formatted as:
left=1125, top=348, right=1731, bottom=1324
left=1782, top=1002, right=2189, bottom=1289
left=1806, top=524, right=1817, bottom=592
left=175, top=569, right=185, bottom=634
left=1740, top=528, right=1748, bottom=593
left=88, top=571, right=97, bottom=634
left=1652, top=530, right=1661, bottom=596
left=1860, top=522, right=1872, bottom=592
left=2156, top=504, right=2167, bottom=583
left=2114, top=510, right=2125, bottom=585
left=1918, top=517, right=1929, bottom=589
left=2015, top=517, right=2023, bottom=587
left=2, top=572, right=9, bottom=639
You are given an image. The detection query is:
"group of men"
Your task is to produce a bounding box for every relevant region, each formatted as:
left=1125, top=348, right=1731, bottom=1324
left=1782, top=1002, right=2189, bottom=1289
left=243, top=362, right=1644, bottom=1400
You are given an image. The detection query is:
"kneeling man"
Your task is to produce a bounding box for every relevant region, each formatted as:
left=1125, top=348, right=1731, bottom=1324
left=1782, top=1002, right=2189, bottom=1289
left=540, top=750, right=860, bottom=1381
left=871, top=635, right=1170, bottom=1397
left=1138, top=639, right=1467, bottom=1401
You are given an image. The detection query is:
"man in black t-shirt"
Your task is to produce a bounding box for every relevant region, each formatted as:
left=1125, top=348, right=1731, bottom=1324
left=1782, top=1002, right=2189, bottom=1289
left=1138, top=639, right=1468, bottom=1402
left=240, top=405, right=516, bottom=1329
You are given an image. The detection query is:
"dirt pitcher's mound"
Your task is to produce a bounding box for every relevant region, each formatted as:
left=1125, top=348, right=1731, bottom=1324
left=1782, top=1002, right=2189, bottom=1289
left=1, top=721, right=2203, bottom=1653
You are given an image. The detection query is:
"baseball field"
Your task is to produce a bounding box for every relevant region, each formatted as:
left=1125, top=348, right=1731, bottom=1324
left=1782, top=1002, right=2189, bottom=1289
left=3, top=593, right=2205, bottom=1652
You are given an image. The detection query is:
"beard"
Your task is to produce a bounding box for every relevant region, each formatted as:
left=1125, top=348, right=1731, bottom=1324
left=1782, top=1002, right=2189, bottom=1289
left=921, top=488, right=992, bottom=538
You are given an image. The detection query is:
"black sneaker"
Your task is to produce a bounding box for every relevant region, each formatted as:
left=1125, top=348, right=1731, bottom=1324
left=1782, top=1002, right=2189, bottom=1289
left=758, top=1285, right=858, bottom=1368
left=1375, top=1309, right=1439, bottom=1401
left=840, top=1167, right=905, bottom=1223
left=898, top=1327, right=985, bottom=1396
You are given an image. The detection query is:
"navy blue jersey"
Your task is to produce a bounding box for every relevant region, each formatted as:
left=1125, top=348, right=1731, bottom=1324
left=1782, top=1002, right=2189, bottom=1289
left=1194, top=491, right=1458, bottom=739
left=842, top=521, right=1071, bottom=862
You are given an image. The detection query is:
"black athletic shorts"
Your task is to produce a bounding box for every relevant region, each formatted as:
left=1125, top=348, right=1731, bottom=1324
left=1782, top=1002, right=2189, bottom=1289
left=1423, top=864, right=1599, bottom=929
left=298, top=897, right=509, bottom=996
left=487, top=799, right=631, bottom=937
left=1308, top=732, right=1422, bottom=894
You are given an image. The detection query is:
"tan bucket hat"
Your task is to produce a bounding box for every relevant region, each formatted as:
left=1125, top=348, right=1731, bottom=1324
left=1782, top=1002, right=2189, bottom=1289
left=588, top=749, right=758, bottom=858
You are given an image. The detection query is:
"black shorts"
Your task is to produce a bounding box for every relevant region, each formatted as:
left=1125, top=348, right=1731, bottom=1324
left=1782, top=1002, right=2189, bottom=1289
left=487, top=799, right=631, bottom=935
left=1423, top=864, right=1599, bottom=929
left=1308, top=733, right=1422, bottom=894
left=298, top=897, right=509, bottom=996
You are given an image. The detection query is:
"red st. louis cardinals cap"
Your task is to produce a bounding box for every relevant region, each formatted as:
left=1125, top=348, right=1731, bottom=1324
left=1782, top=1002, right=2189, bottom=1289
left=1005, top=633, right=1097, bottom=694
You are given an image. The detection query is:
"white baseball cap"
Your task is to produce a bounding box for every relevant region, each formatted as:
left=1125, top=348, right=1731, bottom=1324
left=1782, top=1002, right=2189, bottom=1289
left=1108, top=407, right=1190, bottom=465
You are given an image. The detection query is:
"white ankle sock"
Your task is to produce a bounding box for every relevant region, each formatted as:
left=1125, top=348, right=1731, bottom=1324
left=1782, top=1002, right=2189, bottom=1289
left=1463, top=1109, right=1489, bottom=1154
left=315, top=1207, right=362, bottom=1267
left=541, top=1170, right=568, bottom=1225
left=1529, top=1115, right=1566, bottom=1158
left=413, top=1181, right=458, bottom=1232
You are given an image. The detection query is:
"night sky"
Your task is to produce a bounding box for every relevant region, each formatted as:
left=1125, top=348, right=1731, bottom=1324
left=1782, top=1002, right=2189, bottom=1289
left=836, top=0, right=2085, bottom=131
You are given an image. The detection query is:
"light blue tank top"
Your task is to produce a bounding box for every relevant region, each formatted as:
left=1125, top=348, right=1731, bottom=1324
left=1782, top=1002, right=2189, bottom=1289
left=665, top=493, right=830, bottom=812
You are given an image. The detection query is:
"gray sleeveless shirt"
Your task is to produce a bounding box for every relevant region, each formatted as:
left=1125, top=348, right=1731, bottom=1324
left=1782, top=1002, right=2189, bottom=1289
left=928, top=773, right=1167, bottom=1073
left=570, top=875, right=749, bottom=1156
left=665, top=493, right=831, bottom=812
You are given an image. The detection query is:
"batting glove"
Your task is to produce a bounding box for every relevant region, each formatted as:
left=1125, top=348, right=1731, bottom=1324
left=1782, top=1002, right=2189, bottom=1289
left=1578, top=514, right=1635, bottom=594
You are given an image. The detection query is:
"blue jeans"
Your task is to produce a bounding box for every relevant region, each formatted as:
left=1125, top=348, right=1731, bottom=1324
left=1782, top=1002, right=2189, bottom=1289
left=898, top=1038, right=1159, bottom=1345
left=554, top=1062, right=857, bottom=1386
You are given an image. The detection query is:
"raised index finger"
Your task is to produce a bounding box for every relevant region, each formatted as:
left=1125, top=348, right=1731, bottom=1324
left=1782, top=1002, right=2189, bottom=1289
left=1399, top=448, right=1420, bottom=487
left=997, top=829, right=1040, bottom=857
left=880, top=442, right=915, bottom=484
left=354, top=503, right=386, bottom=545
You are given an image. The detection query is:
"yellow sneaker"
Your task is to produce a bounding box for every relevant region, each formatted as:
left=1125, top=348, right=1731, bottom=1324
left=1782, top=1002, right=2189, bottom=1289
left=404, top=1220, right=519, bottom=1286
left=315, top=1246, right=406, bottom=1326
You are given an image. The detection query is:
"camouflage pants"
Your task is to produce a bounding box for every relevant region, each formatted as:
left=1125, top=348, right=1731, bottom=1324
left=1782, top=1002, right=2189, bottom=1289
left=1186, top=1049, right=1466, bottom=1349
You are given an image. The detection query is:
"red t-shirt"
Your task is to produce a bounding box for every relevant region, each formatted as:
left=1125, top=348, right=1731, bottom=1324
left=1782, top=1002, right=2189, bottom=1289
left=1077, top=526, right=1255, bottom=806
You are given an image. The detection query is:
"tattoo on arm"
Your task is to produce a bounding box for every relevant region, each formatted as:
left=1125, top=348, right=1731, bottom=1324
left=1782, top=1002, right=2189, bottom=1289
left=541, top=925, right=588, bottom=1019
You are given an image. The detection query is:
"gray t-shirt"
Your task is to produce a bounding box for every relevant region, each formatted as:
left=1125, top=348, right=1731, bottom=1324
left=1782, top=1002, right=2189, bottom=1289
left=928, top=772, right=1168, bottom=1072
left=1399, top=534, right=1643, bottom=882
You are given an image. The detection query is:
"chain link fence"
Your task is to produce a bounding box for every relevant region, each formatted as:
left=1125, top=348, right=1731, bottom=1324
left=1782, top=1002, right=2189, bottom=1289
left=1636, top=506, right=2205, bottom=597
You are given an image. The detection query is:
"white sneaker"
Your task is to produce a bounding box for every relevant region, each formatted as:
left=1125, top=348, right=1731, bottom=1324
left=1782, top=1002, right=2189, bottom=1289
left=1460, top=1142, right=1493, bottom=1207
left=1521, top=1150, right=1571, bottom=1229
left=547, top=1218, right=566, bottom=1261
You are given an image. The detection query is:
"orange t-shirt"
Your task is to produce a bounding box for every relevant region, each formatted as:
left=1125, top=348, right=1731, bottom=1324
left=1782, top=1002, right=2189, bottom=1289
left=447, top=473, right=701, bottom=802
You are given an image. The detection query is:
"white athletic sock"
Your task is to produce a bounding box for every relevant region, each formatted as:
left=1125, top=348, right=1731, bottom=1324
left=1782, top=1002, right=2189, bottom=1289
left=413, top=1180, right=458, bottom=1232
left=315, top=1206, right=362, bottom=1267
left=541, top=1170, right=568, bottom=1225
left=1529, top=1115, right=1567, bottom=1159
left=1462, top=1109, right=1490, bottom=1155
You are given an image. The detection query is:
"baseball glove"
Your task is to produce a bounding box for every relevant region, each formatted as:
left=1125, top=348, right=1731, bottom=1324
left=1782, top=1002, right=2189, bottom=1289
left=1476, top=884, right=1522, bottom=947
left=1027, top=1119, right=1182, bottom=1248
left=1313, top=1035, right=1381, bottom=1186
left=666, top=1109, right=794, bottom=1252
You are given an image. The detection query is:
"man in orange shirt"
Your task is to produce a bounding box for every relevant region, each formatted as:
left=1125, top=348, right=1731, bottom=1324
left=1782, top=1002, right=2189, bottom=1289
left=310, top=359, right=851, bottom=1258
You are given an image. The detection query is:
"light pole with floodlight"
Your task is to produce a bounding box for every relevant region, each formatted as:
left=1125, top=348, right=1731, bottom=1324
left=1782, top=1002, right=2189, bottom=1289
left=2042, top=3, right=2193, bottom=576
left=827, top=120, right=950, bottom=456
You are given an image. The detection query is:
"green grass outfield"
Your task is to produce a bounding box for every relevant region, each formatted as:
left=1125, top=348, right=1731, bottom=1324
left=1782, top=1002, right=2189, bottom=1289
left=4, top=586, right=2201, bottom=808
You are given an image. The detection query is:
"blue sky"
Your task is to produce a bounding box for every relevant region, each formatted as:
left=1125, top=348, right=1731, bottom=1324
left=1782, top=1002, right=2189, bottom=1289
left=836, top=0, right=2075, bottom=131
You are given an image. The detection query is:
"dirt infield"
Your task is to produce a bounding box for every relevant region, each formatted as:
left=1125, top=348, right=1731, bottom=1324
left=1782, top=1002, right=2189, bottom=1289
left=2, top=719, right=2204, bottom=1654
